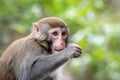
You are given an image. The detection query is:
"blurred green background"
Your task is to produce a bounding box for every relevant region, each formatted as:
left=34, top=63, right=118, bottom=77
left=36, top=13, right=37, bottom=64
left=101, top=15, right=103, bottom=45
left=0, top=0, right=120, bottom=80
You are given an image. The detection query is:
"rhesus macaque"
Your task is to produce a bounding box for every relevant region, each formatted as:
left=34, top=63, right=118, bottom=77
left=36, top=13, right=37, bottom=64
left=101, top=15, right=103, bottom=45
left=0, top=17, right=82, bottom=80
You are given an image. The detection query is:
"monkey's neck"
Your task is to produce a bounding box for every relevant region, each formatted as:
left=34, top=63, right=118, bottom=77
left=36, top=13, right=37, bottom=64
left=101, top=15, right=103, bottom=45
left=35, top=39, right=52, bottom=53
left=28, top=33, right=52, bottom=54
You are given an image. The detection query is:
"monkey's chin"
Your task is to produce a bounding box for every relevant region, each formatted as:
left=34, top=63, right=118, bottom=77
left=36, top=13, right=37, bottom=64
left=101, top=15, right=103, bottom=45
left=53, top=50, right=62, bottom=54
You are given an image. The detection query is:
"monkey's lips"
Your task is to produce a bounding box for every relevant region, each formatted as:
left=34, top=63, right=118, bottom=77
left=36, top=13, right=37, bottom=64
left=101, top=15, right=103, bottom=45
left=53, top=48, right=64, bottom=53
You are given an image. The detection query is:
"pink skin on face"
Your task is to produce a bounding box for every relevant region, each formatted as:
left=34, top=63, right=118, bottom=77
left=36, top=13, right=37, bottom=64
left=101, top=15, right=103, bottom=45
left=48, top=27, right=68, bottom=54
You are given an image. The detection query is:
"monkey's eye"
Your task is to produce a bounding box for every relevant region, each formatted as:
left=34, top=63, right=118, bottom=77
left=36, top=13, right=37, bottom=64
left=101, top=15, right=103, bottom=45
left=52, top=32, right=58, bottom=36
left=62, top=32, right=67, bottom=36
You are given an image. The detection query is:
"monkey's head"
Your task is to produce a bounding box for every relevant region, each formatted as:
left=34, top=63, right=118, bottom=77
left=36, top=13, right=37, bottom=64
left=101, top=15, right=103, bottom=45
left=31, top=17, right=69, bottom=54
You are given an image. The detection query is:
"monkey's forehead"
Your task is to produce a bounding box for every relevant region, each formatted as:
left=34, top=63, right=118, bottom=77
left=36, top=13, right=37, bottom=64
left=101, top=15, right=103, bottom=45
left=38, top=17, right=68, bottom=28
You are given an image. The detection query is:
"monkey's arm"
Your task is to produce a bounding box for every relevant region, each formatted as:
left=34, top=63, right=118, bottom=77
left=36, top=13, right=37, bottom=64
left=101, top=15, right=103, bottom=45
left=28, top=44, right=81, bottom=80
left=29, top=50, right=69, bottom=80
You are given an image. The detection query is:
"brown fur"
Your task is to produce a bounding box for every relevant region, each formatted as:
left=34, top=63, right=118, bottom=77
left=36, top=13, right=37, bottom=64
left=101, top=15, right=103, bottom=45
left=0, top=17, right=81, bottom=80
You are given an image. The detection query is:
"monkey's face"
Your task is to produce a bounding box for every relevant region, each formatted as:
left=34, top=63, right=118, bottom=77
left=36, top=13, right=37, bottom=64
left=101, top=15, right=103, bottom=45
left=48, top=27, right=68, bottom=54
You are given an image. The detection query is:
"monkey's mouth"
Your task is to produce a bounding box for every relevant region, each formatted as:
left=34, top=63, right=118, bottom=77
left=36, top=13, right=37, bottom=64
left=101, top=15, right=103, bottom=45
left=55, top=48, right=64, bottom=51
left=54, top=48, right=64, bottom=53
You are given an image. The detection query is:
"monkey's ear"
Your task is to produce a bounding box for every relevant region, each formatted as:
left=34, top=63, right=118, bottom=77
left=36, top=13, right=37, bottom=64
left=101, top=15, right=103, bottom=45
left=32, top=22, right=50, bottom=40
left=32, top=22, right=41, bottom=39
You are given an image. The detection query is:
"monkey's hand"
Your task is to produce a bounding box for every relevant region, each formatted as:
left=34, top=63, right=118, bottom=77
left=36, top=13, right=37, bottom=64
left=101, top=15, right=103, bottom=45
left=66, top=43, right=82, bottom=58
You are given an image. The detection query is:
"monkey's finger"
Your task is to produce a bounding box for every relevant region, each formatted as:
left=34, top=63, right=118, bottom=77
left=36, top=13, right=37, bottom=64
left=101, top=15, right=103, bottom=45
left=76, top=47, right=82, bottom=52
left=73, top=52, right=81, bottom=58
left=76, top=47, right=82, bottom=51
left=76, top=50, right=82, bottom=54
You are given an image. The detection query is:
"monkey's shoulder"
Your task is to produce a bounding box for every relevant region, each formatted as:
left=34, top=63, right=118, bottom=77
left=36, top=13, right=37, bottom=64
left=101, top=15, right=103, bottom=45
left=2, top=37, right=42, bottom=55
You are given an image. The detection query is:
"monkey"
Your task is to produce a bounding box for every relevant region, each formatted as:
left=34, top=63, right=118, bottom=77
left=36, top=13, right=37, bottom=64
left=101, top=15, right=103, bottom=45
left=0, top=17, right=82, bottom=80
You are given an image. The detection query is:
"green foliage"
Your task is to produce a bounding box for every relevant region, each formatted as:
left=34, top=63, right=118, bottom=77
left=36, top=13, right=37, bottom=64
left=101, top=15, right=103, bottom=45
left=0, top=0, right=120, bottom=80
